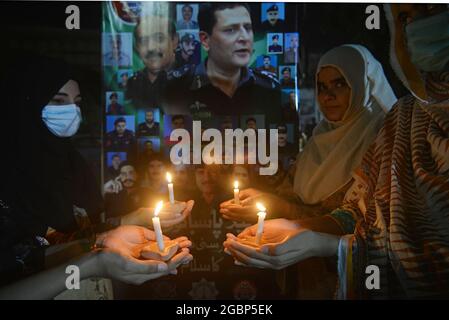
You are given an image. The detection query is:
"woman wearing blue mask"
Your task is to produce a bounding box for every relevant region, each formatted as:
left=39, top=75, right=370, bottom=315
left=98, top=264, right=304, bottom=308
left=0, top=55, right=194, bottom=299
left=41, top=79, right=83, bottom=138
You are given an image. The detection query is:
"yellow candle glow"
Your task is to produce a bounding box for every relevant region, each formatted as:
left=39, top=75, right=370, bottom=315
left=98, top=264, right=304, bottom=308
left=152, top=200, right=165, bottom=251
left=255, top=202, right=266, bottom=245
left=233, top=180, right=240, bottom=205
left=166, top=172, right=175, bottom=204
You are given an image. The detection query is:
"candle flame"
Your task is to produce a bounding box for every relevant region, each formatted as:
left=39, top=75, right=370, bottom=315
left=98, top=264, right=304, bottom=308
left=154, top=200, right=163, bottom=217
left=166, top=172, right=172, bottom=183
left=234, top=180, right=239, bottom=189
left=256, top=202, right=266, bottom=212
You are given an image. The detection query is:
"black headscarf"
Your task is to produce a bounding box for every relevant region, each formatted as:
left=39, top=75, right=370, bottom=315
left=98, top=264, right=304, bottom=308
left=1, top=53, right=103, bottom=238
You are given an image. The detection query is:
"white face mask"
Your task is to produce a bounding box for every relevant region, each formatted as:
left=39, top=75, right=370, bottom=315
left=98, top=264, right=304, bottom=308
left=405, top=11, right=449, bottom=72
left=42, top=104, right=82, bottom=137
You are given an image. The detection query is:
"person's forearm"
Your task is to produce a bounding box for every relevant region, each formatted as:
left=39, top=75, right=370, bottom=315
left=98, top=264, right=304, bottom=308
left=120, top=210, right=135, bottom=226
left=120, top=208, right=148, bottom=227
left=299, top=215, right=347, bottom=235
left=267, top=194, right=302, bottom=220
left=0, top=251, right=99, bottom=300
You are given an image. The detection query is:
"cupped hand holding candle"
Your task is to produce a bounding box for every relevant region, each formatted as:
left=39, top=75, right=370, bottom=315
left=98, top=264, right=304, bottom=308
left=159, top=200, right=194, bottom=228
left=147, top=200, right=195, bottom=258
left=219, top=188, right=268, bottom=223
left=233, top=180, right=240, bottom=205
left=166, top=172, right=175, bottom=204
left=223, top=218, right=340, bottom=270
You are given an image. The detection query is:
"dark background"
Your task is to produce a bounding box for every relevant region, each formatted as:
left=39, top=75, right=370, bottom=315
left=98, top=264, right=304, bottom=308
left=0, top=1, right=408, bottom=184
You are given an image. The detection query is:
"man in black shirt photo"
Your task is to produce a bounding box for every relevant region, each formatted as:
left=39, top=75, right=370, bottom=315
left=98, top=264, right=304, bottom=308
left=137, top=110, right=160, bottom=136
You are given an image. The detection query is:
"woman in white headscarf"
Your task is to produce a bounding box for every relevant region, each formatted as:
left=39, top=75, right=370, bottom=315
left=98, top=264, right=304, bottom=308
left=294, top=44, right=397, bottom=206
left=220, top=44, right=397, bottom=298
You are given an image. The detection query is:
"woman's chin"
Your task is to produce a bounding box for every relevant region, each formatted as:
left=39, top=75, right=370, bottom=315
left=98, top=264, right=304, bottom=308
left=324, top=111, right=343, bottom=122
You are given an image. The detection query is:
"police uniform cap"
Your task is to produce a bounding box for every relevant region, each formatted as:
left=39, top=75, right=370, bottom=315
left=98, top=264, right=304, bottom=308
left=282, top=66, right=291, bottom=73
left=181, top=33, right=195, bottom=44
left=267, top=4, right=278, bottom=12
left=272, top=34, right=279, bottom=40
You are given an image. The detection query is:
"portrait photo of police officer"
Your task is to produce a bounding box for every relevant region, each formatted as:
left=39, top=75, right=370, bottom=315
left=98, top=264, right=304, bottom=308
left=163, top=3, right=282, bottom=125
left=260, top=3, right=286, bottom=33
left=281, top=89, right=299, bottom=124
left=105, top=116, right=136, bottom=151
left=163, top=114, right=192, bottom=146
left=106, top=152, right=127, bottom=180
left=255, top=54, right=277, bottom=76
left=270, top=122, right=297, bottom=170
left=240, top=114, right=265, bottom=131
left=138, top=137, right=161, bottom=154
left=106, top=91, right=125, bottom=115
left=174, top=31, right=201, bottom=68
left=176, top=3, right=199, bottom=30
left=279, top=65, right=295, bottom=88
left=125, top=9, right=179, bottom=109
left=117, top=69, right=132, bottom=90
left=284, top=32, right=299, bottom=64
left=299, top=88, right=316, bottom=117
left=102, top=33, right=132, bottom=67
left=136, top=109, right=160, bottom=137
left=267, top=33, right=283, bottom=54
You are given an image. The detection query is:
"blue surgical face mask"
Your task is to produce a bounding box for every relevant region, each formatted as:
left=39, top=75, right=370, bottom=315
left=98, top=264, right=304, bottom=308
left=42, top=104, right=82, bottom=137
left=405, top=11, right=449, bottom=72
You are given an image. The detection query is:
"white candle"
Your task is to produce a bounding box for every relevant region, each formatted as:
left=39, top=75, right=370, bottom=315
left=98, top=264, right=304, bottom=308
left=166, top=172, right=175, bottom=204
left=152, top=201, right=165, bottom=252
left=233, top=180, right=240, bottom=205
left=255, top=203, right=266, bottom=245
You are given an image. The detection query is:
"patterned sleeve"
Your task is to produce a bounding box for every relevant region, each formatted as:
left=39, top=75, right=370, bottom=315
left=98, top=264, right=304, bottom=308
left=333, top=118, right=386, bottom=299
left=326, top=129, right=382, bottom=234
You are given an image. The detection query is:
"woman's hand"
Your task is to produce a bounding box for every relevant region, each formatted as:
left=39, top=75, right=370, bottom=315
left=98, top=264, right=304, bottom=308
left=159, top=200, right=194, bottom=228
left=121, top=200, right=194, bottom=228
left=94, top=225, right=193, bottom=284
left=219, top=188, right=267, bottom=223
left=96, top=225, right=192, bottom=256
left=223, top=218, right=340, bottom=270
left=220, top=188, right=301, bottom=221
left=94, top=247, right=192, bottom=285
left=0, top=225, right=194, bottom=299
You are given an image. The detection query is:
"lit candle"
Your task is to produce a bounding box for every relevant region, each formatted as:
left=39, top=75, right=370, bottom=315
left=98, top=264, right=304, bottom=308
left=233, top=180, right=240, bottom=205
left=152, top=201, right=165, bottom=252
left=166, top=172, right=175, bottom=204
left=255, top=203, right=266, bottom=245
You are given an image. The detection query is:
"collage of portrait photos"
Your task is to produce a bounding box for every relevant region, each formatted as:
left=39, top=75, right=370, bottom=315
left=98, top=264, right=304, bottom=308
left=102, top=1, right=301, bottom=300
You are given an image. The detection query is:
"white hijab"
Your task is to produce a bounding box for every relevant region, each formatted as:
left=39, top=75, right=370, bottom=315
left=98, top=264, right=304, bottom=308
left=294, top=45, right=397, bottom=204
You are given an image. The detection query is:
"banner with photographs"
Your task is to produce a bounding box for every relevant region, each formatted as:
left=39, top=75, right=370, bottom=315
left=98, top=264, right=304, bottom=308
left=102, top=2, right=301, bottom=300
